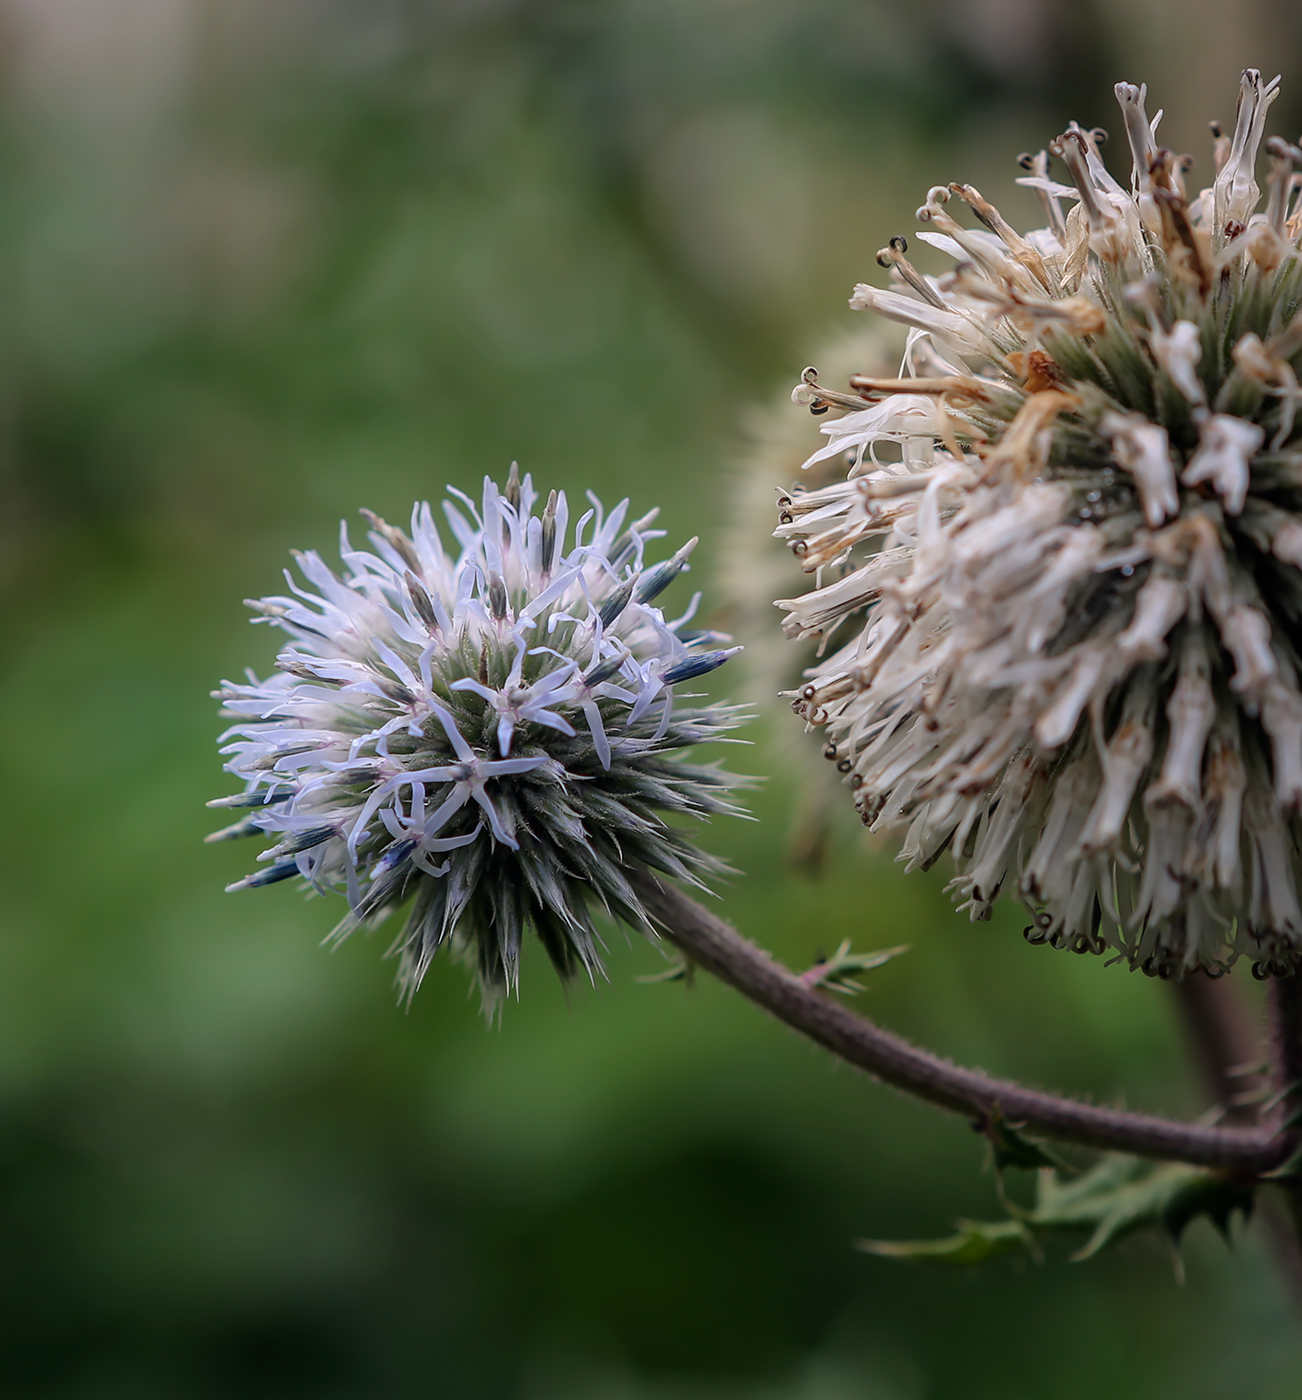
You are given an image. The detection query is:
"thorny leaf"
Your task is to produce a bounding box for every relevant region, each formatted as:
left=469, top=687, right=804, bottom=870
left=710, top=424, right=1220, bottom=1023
left=858, top=1154, right=1256, bottom=1267
left=976, top=1109, right=1068, bottom=1175
left=803, top=940, right=909, bottom=995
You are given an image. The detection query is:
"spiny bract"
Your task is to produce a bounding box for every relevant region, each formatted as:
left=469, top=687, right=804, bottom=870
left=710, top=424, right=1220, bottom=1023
left=211, top=467, right=746, bottom=1005
left=779, top=71, right=1302, bottom=978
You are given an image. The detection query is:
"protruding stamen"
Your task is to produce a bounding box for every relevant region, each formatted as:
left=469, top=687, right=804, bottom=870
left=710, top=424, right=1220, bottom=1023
left=540, top=490, right=559, bottom=576
left=636, top=537, right=697, bottom=604
left=205, top=815, right=265, bottom=843
left=1051, top=128, right=1131, bottom=264
left=847, top=285, right=983, bottom=353
left=405, top=570, right=442, bottom=633
left=1114, top=82, right=1157, bottom=207
left=609, top=508, right=661, bottom=572
left=227, top=861, right=301, bottom=892
left=791, top=365, right=878, bottom=416
left=875, top=235, right=948, bottom=309
left=846, top=374, right=990, bottom=403
left=597, top=576, right=637, bottom=629
left=662, top=647, right=743, bottom=686
left=207, top=788, right=294, bottom=810
left=1212, top=68, right=1281, bottom=238
left=487, top=571, right=509, bottom=621
left=1016, top=149, right=1068, bottom=241
left=1264, top=135, right=1301, bottom=234
left=947, top=182, right=1050, bottom=289
left=361, top=509, right=421, bottom=574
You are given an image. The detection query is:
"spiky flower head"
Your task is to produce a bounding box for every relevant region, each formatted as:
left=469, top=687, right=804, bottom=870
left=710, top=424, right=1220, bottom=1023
left=211, top=467, right=745, bottom=1005
left=779, top=70, right=1302, bottom=978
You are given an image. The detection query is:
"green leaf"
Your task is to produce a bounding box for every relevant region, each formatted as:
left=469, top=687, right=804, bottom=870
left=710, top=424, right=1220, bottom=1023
left=861, top=1154, right=1256, bottom=1268
left=1036, top=1157, right=1251, bottom=1260
left=803, top=940, right=909, bottom=995
left=858, top=1218, right=1032, bottom=1266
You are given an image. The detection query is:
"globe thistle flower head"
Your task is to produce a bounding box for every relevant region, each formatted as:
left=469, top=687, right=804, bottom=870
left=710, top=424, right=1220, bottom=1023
left=211, top=466, right=746, bottom=1007
left=779, top=71, right=1302, bottom=978
left=721, top=326, right=894, bottom=870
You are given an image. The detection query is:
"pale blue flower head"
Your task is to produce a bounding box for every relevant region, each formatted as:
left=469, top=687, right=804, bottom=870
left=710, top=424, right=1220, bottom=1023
left=211, top=466, right=746, bottom=1005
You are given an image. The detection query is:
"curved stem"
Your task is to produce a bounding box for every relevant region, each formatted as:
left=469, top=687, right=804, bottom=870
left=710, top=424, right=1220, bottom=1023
left=631, top=869, right=1293, bottom=1173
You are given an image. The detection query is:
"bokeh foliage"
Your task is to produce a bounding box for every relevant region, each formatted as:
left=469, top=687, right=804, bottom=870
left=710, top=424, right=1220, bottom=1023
left=3, top=1, right=1302, bottom=1395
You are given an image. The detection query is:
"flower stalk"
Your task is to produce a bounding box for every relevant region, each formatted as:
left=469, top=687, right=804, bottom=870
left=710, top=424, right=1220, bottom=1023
left=630, top=867, right=1296, bottom=1174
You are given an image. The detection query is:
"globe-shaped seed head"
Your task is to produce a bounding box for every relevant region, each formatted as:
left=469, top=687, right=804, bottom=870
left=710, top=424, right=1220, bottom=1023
left=778, top=71, right=1302, bottom=978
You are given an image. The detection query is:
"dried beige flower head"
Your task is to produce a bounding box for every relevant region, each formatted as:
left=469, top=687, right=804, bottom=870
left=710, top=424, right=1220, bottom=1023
left=722, top=327, right=892, bottom=866
left=778, top=71, right=1302, bottom=977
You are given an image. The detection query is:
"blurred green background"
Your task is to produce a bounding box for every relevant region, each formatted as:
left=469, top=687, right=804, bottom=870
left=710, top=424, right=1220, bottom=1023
left=5, top=2, right=1302, bottom=1395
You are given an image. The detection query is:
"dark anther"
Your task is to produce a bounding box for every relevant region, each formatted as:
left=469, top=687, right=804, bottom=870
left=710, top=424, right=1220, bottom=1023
left=1209, top=121, right=1223, bottom=138
left=1090, top=126, right=1108, bottom=146
left=822, top=743, right=838, bottom=760
left=849, top=773, right=863, bottom=789
left=541, top=490, right=559, bottom=575
left=779, top=512, right=793, bottom=525
left=792, top=540, right=809, bottom=556
left=810, top=402, right=830, bottom=416
left=1016, top=152, right=1035, bottom=170
left=776, top=494, right=792, bottom=509
left=1252, top=960, right=1269, bottom=980
left=1023, top=924, right=1048, bottom=946
left=801, top=684, right=817, bottom=701
left=487, top=573, right=508, bottom=621
left=836, top=759, right=852, bottom=773
left=890, top=235, right=908, bottom=253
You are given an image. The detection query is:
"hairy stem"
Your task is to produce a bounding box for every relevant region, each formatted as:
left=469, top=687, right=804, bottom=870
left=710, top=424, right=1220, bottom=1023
left=631, top=869, right=1293, bottom=1172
